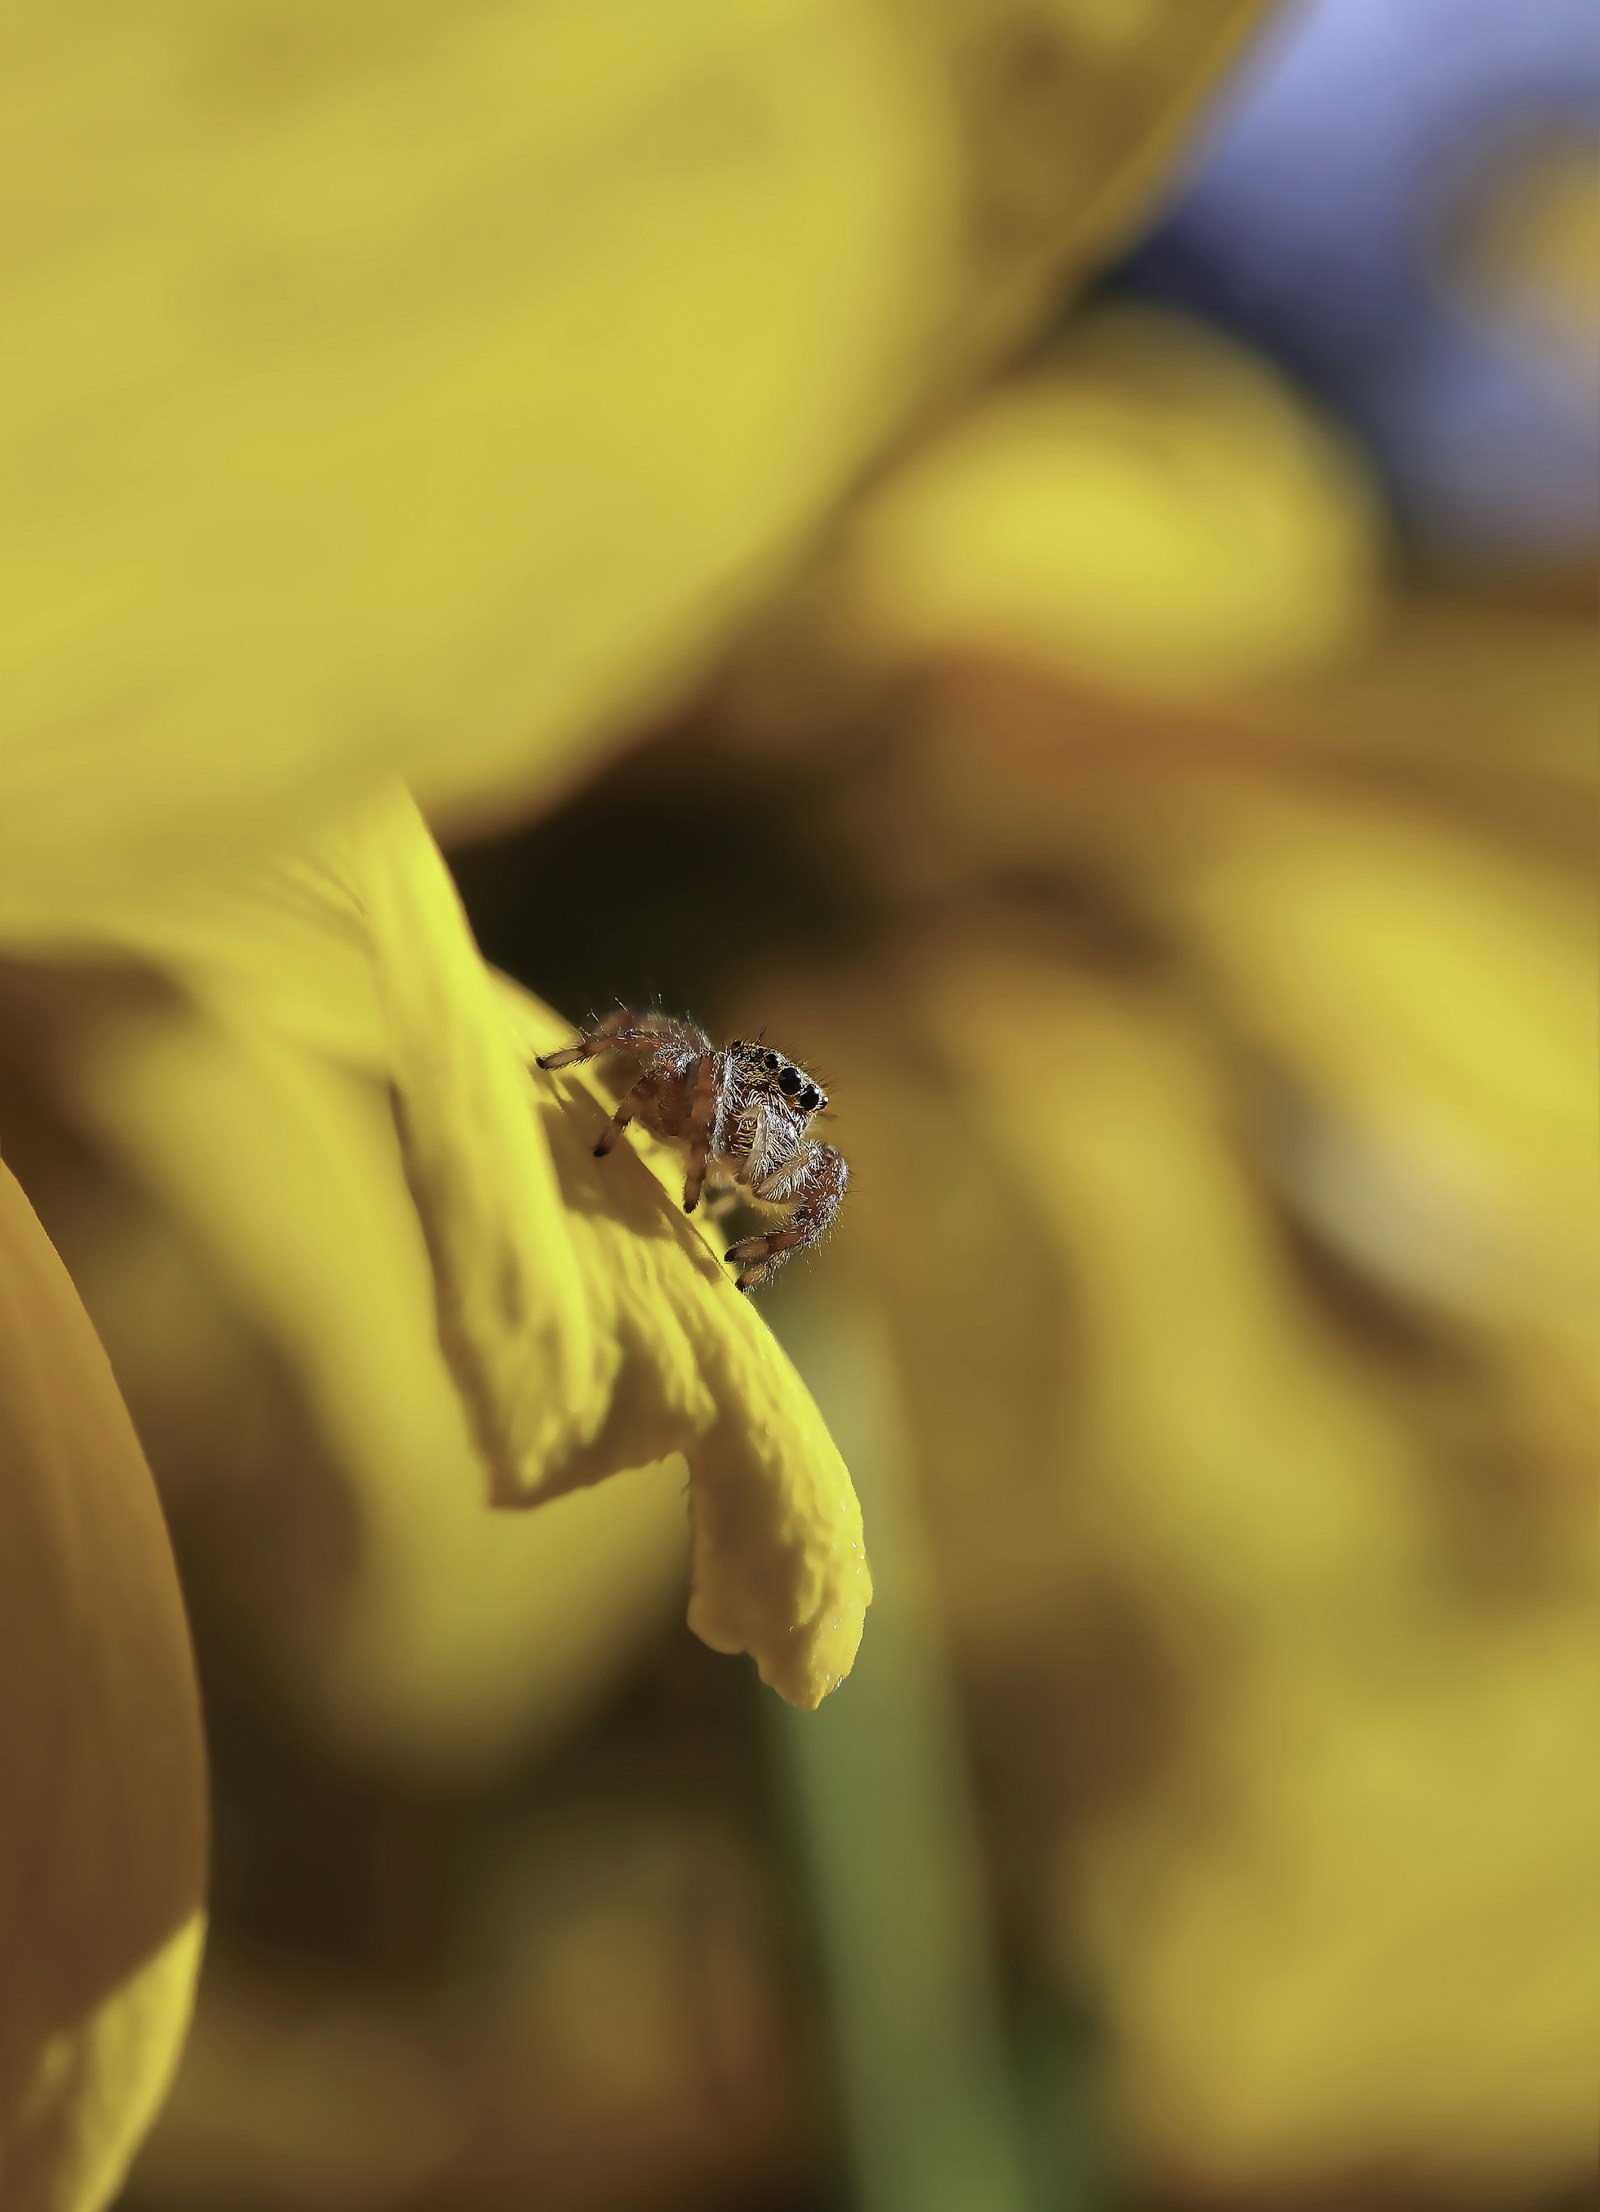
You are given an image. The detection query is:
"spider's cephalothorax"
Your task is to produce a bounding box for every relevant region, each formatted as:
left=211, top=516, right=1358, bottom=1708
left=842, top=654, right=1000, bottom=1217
left=535, top=1010, right=847, bottom=1292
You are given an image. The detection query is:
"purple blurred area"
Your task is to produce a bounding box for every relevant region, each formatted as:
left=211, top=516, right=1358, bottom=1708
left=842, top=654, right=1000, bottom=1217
left=1119, top=0, right=1600, bottom=564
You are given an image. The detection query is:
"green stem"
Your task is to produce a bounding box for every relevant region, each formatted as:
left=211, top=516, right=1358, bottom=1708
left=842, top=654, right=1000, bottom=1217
left=771, top=1281, right=1039, bottom=2212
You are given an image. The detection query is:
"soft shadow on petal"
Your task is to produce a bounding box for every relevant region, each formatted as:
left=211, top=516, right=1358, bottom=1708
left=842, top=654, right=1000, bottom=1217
left=345, top=790, right=870, bottom=1706
left=342, top=792, right=605, bottom=1482
left=0, top=1161, right=208, bottom=2212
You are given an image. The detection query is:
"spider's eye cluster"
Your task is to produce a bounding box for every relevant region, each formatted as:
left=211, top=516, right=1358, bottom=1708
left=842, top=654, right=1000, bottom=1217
left=774, top=1064, right=825, bottom=1113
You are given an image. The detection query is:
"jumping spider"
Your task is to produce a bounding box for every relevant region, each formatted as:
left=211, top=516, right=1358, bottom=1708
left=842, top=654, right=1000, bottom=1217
left=535, top=1009, right=848, bottom=1293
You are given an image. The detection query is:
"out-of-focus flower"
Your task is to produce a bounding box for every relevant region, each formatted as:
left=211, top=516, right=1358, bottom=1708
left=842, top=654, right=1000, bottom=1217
left=838, top=304, right=1383, bottom=698
left=0, top=1162, right=206, bottom=2212
left=700, top=297, right=1599, bottom=2202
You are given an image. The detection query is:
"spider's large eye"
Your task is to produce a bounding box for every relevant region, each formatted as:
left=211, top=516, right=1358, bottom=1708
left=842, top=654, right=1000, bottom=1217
left=777, top=1066, right=804, bottom=1095
left=797, top=1084, right=821, bottom=1113
left=763, top=1052, right=781, bottom=1071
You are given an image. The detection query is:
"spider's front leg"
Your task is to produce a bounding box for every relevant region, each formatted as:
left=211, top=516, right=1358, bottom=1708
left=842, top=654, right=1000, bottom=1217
left=534, top=1007, right=691, bottom=1072
left=535, top=1013, right=722, bottom=1205
left=535, top=1010, right=668, bottom=1161
left=725, top=1141, right=849, bottom=1293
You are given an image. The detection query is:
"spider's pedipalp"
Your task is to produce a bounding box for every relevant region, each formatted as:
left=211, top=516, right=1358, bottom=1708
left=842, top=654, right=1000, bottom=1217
left=726, top=1139, right=849, bottom=1291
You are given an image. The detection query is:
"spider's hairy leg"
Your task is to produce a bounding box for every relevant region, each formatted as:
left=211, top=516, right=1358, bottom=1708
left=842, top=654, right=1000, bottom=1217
left=680, top=1056, right=721, bottom=1214
left=725, top=1141, right=849, bottom=1292
left=592, top=1079, right=652, bottom=1159
left=535, top=1008, right=694, bottom=1071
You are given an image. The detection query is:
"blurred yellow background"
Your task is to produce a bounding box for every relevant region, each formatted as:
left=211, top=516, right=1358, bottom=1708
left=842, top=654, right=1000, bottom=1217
left=1, top=3, right=1595, bottom=2210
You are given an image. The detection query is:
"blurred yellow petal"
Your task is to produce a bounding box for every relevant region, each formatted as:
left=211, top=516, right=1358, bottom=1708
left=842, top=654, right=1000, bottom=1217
left=0, top=0, right=942, bottom=934
left=1231, top=592, right=1599, bottom=788
left=913, top=939, right=1440, bottom=1589
left=841, top=306, right=1382, bottom=700
left=0, top=1, right=1277, bottom=937
left=1096, top=1621, right=1600, bottom=2199
left=0, top=1159, right=207, bottom=2212
left=916, top=947, right=1600, bottom=2195
left=715, top=954, right=1071, bottom=1668
left=1156, top=778, right=1600, bottom=1339
left=928, top=0, right=1277, bottom=368
left=346, top=791, right=870, bottom=1706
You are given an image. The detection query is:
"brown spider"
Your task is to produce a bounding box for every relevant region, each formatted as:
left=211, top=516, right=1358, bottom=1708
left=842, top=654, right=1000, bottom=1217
left=535, top=1008, right=848, bottom=1292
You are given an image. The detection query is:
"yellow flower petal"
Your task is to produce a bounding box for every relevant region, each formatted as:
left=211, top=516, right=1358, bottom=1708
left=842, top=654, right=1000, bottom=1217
left=914, top=0, right=1276, bottom=369
left=1089, top=1621, right=1600, bottom=2199
left=9, top=793, right=870, bottom=1709
left=345, top=791, right=870, bottom=1706
left=0, top=0, right=1275, bottom=937
left=1154, top=777, right=1599, bottom=1338
left=0, top=0, right=945, bottom=938
left=0, top=958, right=690, bottom=1782
left=842, top=306, right=1382, bottom=699
left=734, top=922, right=1600, bottom=2188
left=924, top=952, right=1600, bottom=2194
left=0, top=1159, right=207, bottom=2212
